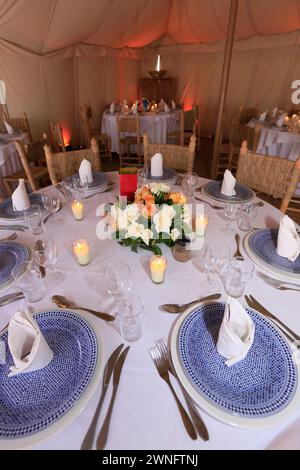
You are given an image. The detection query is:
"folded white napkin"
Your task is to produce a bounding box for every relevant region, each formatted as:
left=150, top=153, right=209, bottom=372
left=271, top=106, right=278, bottom=118
left=4, top=120, right=14, bottom=134
left=132, top=103, right=137, bottom=115
left=12, top=178, right=30, bottom=211
left=276, top=215, right=300, bottom=262
left=164, top=103, right=170, bottom=113
left=151, top=152, right=163, bottom=177
left=221, top=169, right=236, bottom=196
left=171, top=100, right=176, bottom=110
left=109, top=102, right=115, bottom=114
left=217, top=297, right=255, bottom=366
left=276, top=113, right=287, bottom=127
left=0, top=80, right=6, bottom=105
left=258, top=110, right=268, bottom=122
left=79, top=158, right=93, bottom=184
left=8, top=309, right=54, bottom=377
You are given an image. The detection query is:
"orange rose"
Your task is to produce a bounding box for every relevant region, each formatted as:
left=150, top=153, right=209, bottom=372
left=140, top=186, right=151, bottom=200
left=142, top=202, right=157, bottom=218
left=145, top=194, right=155, bottom=205
left=168, top=192, right=187, bottom=205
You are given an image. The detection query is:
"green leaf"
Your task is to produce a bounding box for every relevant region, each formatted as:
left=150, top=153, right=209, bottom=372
left=152, top=244, right=162, bottom=255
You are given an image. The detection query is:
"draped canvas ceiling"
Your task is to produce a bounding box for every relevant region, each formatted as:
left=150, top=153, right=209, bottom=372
left=1, top=0, right=300, bottom=142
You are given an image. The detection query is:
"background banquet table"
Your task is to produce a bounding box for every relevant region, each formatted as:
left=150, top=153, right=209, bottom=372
left=0, top=132, right=29, bottom=195
left=101, top=110, right=180, bottom=153
left=0, top=172, right=300, bottom=450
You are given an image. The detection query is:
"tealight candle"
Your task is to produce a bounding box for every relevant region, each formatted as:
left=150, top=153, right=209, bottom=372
left=150, top=255, right=167, bottom=284
left=73, top=239, right=90, bottom=265
left=195, top=215, right=208, bottom=237
left=71, top=200, right=84, bottom=220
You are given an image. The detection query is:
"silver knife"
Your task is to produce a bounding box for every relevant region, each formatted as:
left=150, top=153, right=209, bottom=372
left=96, top=346, right=130, bottom=450
left=0, top=292, right=24, bottom=306
left=80, top=343, right=124, bottom=450
left=0, top=225, right=27, bottom=231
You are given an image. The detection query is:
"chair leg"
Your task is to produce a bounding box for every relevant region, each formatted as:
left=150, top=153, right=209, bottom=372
left=3, top=179, right=12, bottom=196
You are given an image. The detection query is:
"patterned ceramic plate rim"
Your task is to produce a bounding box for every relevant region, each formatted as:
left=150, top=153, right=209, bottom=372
left=0, top=194, right=47, bottom=222
left=0, top=309, right=104, bottom=450
left=201, top=181, right=255, bottom=204
left=170, top=301, right=300, bottom=429
left=243, top=230, right=300, bottom=282
left=68, top=171, right=109, bottom=192
left=0, top=241, right=30, bottom=292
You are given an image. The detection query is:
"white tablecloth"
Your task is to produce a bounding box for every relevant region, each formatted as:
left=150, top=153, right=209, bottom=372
left=101, top=110, right=179, bottom=153
left=1, top=173, right=300, bottom=450
left=0, top=132, right=29, bottom=195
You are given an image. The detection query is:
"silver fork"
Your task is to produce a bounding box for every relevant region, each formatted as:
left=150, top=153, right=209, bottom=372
left=150, top=347, right=197, bottom=440
left=155, top=339, right=209, bottom=441
left=257, top=272, right=300, bottom=292
left=194, top=197, right=223, bottom=210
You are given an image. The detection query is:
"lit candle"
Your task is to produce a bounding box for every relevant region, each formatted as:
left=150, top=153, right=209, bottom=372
left=195, top=215, right=208, bottom=237
left=155, top=54, right=161, bottom=72
left=71, top=200, right=84, bottom=220
left=73, top=239, right=90, bottom=265
left=150, top=105, right=155, bottom=111
left=150, top=255, right=167, bottom=284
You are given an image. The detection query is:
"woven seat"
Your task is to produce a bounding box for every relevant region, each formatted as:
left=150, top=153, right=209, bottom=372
left=167, top=106, right=200, bottom=150
left=80, top=104, right=112, bottom=161
left=44, top=138, right=101, bottom=186
left=237, top=141, right=300, bottom=215
left=143, top=133, right=196, bottom=173
left=3, top=135, right=49, bottom=194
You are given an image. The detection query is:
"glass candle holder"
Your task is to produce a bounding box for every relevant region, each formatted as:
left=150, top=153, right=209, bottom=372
left=72, top=239, right=90, bottom=265
left=195, top=215, right=208, bottom=237
left=71, top=199, right=84, bottom=220
left=150, top=255, right=167, bottom=284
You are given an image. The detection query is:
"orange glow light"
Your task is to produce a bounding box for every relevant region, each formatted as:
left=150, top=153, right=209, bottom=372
left=62, top=128, right=71, bottom=146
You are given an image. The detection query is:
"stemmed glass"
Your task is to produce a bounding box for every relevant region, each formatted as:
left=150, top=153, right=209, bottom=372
left=137, top=166, right=148, bottom=186
left=32, top=237, right=63, bottom=286
left=181, top=173, right=198, bottom=201
left=220, top=259, right=254, bottom=298
left=73, top=176, right=89, bottom=198
left=223, top=202, right=239, bottom=234
left=202, top=243, right=231, bottom=292
left=104, top=263, right=132, bottom=306
left=42, top=194, right=63, bottom=225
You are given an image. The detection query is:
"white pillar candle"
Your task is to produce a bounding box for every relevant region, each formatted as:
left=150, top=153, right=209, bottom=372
left=150, top=255, right=167, bottom=284
left=73, top=239, right=90, bottom=265
left=195, top=215, right=208, bottom=237
left=155, top=54, right=161, bottom=72
left=71, top=200, right=84, bottom=220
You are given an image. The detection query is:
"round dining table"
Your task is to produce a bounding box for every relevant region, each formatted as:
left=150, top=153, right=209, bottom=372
left=0, top=172, right=300, bottom=450
left=101, top=110, right=180, bottom=153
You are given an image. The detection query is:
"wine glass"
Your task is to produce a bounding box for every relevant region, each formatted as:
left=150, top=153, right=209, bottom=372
left=181, top=173, right=198, bottom=200
left=220, top=259, right=254, bottom=298
left=44, top=238, right=64, bottom=285
left=137, top=166, right=148, bottom=186
left=104, top=263, right=132, bottom=303
left=223, top=202, right=239, bottom=234
left=42, top=195, right=63, bottom=225
left=202, top=243, right=231, bottom=293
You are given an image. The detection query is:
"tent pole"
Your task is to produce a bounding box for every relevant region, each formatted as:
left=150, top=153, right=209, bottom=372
left=210, top=0, right=239, bottom=179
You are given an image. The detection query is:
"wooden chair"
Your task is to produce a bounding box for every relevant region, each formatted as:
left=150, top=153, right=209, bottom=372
left=236, top=141, right=300, bottom=209
left=143, top=133, right=196, bottom=174
left=167, top=106, right=200, bottom=150
left=2, top=135, right=50, bottom=194
left=49, top=121, right=66, bottom=153
left=280, top=157, right=300, bottom=217
left=80, top=104, right=111, bottom=161
left=237, top=105, right=259, bottom=124
left=1, top=112, right=33, bottom=141
left=117, top=113, right=142, bottom=167
left=44, top=138, right=101, bottom=186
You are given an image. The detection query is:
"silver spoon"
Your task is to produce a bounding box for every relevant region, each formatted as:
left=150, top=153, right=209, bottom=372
left=52, top=295, right=115, bottom=322
left=160, top=293, right=221, bottom=314
left=233, top=234, right=244, bottom=260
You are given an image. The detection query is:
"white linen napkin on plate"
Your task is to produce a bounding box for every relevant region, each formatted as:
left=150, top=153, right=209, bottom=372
left=276, top=215, right=300, bottom=262
left=221, top=169, right=236, bottom=196
left=258, top=110, right=268, bottom=122
left=216, top=296, right=255, bottom=366
left=276, top=113, right=287, bottom=127
left=11, top=178, right=30, bottom=211
left=109, top=101, right=115, bottom=114
left=79, top=158, right=93, bottom=184
left=4, top=120, right=14, bottom=134
left=151, top=153, right=163, bottom=177
left=164, top=103, right=170, bottom=113
left=271, top=106, right=278, bottom=118
left=171, top=100, right=176, bottom=110
left=8, top=308, right=54, bottom=377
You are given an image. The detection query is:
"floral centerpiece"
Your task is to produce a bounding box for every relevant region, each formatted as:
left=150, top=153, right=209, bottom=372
left=106, top=183, right=192, bottom=255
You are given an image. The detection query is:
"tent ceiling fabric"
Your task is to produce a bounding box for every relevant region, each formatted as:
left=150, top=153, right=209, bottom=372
left=1, top=0, right=300, bottom=54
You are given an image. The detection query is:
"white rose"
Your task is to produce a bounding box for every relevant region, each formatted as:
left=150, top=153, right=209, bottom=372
left=125, top=204, right=140, bottom=223
left=127, top=221, right=142, bottom=238
left=150, top=182, right=170, bottom=194
left=153, top=205, right=174, bottom=233
left=117, top=209, right=129, bottom=231
left=140, top=227, right=153, bottom=246
left=170, top=228, right=180, bottom=241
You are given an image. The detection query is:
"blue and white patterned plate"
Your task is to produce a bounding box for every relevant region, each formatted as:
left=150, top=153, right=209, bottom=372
left=68, top=171, right=108, bottom=191
left=0, top=193, right=46, bottom=222
left=170, top=302, right=300, bottom=428
left=244, top=229, right=300, bottom=280
left=201, top=181, right=255, bottom=204
left=0, top=241, right=30, bottom=291
left=145, top=167, right=177, bottom=183
left=0, top=310, right=103, bottom=448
